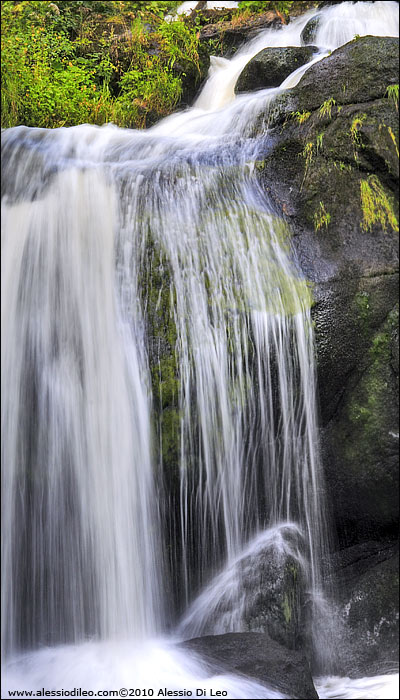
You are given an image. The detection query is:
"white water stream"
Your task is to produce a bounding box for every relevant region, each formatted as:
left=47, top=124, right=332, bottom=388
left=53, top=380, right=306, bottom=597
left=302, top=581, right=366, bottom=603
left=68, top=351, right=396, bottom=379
left=2, top=2, right=399, bottom=698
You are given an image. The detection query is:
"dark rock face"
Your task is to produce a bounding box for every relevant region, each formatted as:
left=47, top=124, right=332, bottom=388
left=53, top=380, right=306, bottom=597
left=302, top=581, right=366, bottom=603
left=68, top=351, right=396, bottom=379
left=255, top=36, right=399, bottom=547
left=235, top=46, right=318, bottom=93
left=271, top=36, right=399, bottom=114
left=300, top=15, right=321, bottom=46
left=331, top=541, right=399, bottom=675
left=180, top=632, right=319, bottom=699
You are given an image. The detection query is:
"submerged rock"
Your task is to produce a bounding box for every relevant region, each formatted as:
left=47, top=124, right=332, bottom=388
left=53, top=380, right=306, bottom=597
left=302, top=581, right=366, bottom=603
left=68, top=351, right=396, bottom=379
left=235, top=46, right=318, bottom=93
left=180, top=632, right=319, bottom=699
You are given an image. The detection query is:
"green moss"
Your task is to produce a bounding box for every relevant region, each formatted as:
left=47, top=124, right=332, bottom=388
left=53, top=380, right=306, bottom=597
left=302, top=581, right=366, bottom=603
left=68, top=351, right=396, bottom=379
left=385, top=125, right=399, bottom=158
left=347, top=310, right=396, bottom=434
left=254, top=159, right=266, bottom=171
left=316, top=132, right=324, bottom=152
left=355, top=291, right=371, bottom=329
left=370, top=332, right=391, bottom=359
left=360, top=175, right=399, bottom=233
left=158, top=407, right=181, bottom=471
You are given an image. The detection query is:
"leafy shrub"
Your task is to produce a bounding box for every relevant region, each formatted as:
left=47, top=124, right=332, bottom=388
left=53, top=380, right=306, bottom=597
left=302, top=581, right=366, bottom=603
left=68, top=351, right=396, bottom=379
left=1, top=0, right=200, bottom=129
left=238, top=1, right=294, bottom=16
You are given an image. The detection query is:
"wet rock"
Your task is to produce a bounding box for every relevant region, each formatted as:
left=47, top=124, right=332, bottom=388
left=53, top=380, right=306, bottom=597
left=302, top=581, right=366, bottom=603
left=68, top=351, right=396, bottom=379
left=235, top=46, right=318, bottom=93
left=199, top=11, right=285, bottom=57
left=300, top=15, right=321, bottom=45
left=178, top=525, right=309, bottom=651
left=331, top=541, right=399, bottom=675
left=180, top=632, right=319, bottom=699
left=272, top=36, right=399, bottom=116
left=255, top=35, right=399, bottom=546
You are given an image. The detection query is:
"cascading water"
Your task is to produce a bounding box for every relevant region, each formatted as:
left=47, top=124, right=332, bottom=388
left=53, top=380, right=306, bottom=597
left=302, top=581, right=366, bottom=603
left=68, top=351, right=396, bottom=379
left=2, top=1, right=399, bottom=698
left=1, top=160, right=162, bottom=652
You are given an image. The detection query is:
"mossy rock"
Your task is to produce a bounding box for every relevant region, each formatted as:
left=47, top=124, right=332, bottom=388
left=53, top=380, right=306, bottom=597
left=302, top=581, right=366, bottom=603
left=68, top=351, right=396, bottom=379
left=321, top=301, right=399, bottom=542
left=254, top=33, right=399, bottom=547
left=291, top=36, right=399, bottom=112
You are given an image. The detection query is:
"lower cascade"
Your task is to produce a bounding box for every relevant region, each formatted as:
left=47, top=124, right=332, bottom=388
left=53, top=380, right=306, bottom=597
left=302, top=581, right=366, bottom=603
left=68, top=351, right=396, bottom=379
left=1, top=2, right=399, bottom=699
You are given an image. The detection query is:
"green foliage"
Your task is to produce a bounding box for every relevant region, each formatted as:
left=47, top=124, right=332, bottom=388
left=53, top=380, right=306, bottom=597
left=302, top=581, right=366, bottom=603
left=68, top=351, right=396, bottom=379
left=319, top=97, right=336, bottom=120
left=1, top=0, right=200, bottom=129
left=300, top=140, right=313, bottom=188
left=302, top=141, right=314, bottom=166
left=349, top=113, right=367, bottom=160
left=350, top=113, right=367, bottom=146
left=292, top=110, right=311, bottom=124
left=334, top=160, right=352, bottom=173
left=386, top=125, right=399, bottom=158
left=385, top=83, right=399, bottom=111
left=314, top=201, right=331, bottom=232
left=359, top=175, right=399, bottom=233
left=238, top=1, right=294, bottom=16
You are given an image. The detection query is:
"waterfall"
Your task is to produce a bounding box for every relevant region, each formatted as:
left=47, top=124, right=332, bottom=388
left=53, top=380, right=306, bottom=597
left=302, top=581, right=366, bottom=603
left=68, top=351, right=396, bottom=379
left=2, top=1, right=399, bottom=696
left=1, top=154, right=162, bottom=653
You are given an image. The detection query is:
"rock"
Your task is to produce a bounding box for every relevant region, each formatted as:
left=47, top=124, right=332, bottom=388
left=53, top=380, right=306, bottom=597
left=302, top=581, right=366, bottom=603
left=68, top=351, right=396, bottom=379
left=178, top=525, right=309, bottom=651
left=180, top=632, right=319, bottom=699
left=273, top=36, right=399, bottom=115
left=331, top=541, right=399, bottom=675
left=300, top=15, right=321, bottom=46
left=255, top=35, right=399, bottom=546
left=199, top=11, right=285, bottom=57
left=235, top=46, right=318, bottom=93
left=175, top=42, right=211, bottom=107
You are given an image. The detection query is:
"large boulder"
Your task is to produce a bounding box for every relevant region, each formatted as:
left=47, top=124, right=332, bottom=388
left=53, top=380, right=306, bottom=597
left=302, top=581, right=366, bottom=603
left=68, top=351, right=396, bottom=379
left=270, top=36, right=399, bottom=115
left=255, top=36, right=399, bottom=546
left=181, top=632, right=319, bottom=699
left=235, top=46, right=318, bottom=93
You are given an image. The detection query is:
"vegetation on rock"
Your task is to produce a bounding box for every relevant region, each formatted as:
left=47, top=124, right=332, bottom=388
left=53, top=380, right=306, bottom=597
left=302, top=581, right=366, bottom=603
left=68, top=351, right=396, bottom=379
left=360, top=175, right=399, bottom=233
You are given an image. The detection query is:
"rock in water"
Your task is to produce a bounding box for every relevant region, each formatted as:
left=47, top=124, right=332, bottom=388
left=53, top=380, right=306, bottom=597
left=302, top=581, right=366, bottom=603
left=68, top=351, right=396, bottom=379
left=181, top=632, right=319, bottom=699
left=235, top=46, right=318, bottom=93
left=178, top=525, right=309, bottom=651
left=301, top=16, right=321, bottom=46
